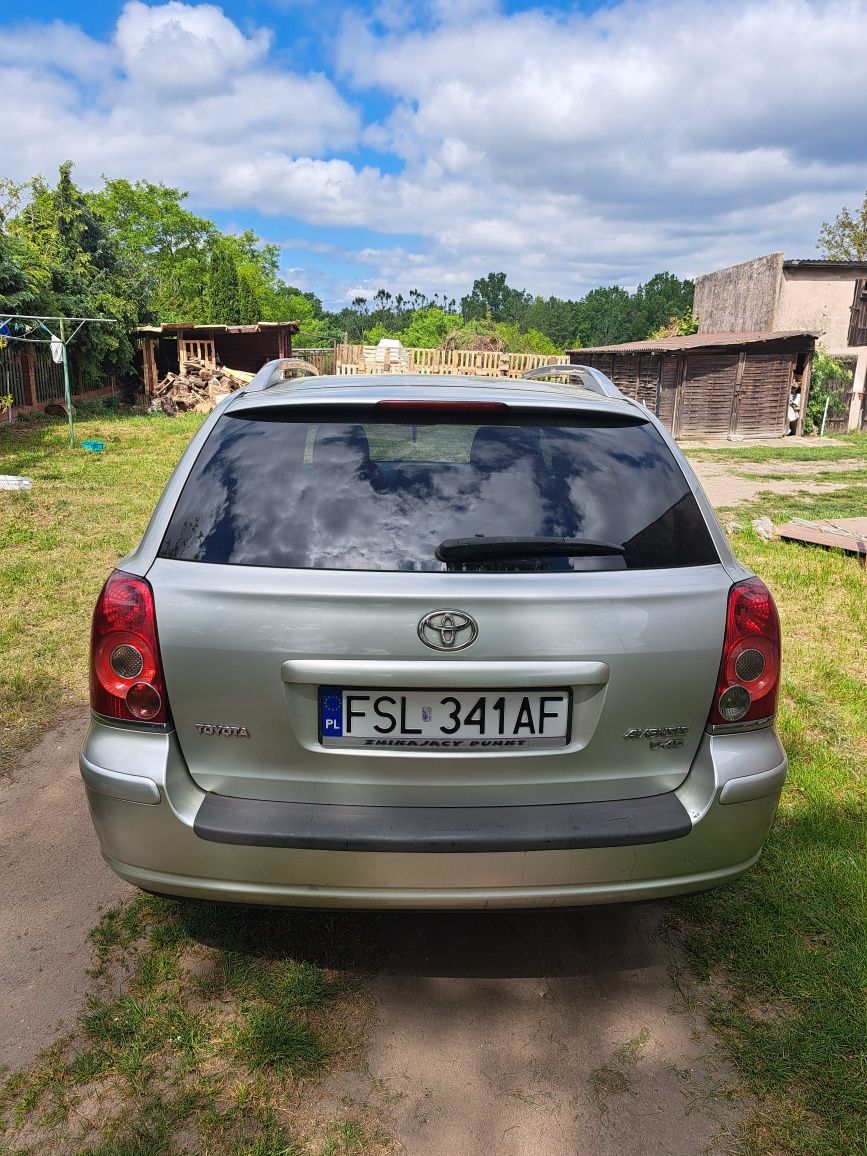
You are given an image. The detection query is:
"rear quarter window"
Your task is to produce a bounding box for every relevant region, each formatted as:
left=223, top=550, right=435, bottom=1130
left=159, top=408, right=719, bottom=572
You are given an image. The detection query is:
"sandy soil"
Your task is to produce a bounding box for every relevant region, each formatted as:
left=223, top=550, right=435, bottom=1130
left=366, top=907, right=739, bottom=1155
left=0, top=718, right=131, bottom=1070
left=689, top=455, right=862, bottom=508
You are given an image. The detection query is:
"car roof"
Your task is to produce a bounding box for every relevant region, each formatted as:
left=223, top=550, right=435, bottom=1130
left=228, top=372, right=644, bottom=418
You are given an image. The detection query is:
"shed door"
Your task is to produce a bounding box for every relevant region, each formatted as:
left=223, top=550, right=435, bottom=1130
left=656, top=357, right=679, bottom=431
left=733, top=354, right=792, bottom=438
left=848, top=278, right=867, bottom=347
left=676, top=353, right=739, bottom=437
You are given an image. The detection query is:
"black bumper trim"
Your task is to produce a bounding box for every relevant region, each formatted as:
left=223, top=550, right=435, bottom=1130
left=193, top=792, right=692, bottom=853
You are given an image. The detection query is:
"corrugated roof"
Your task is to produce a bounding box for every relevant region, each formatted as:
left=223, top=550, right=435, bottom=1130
left=783, top=259, right=867, bottom=271
left=137, top=321, right=300, bottom=334
left=566, top=330, right=818, bottom=355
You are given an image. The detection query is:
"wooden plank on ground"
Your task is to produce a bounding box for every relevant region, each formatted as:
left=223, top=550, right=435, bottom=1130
left=778, top=517, right=867, bottom=562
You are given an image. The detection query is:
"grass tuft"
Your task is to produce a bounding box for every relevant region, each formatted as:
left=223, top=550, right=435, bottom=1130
left=232, top=1008, right=326, bottom=1077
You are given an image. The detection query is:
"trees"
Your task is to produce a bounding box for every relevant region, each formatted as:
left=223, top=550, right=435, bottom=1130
left=0, top=232, right=36, bottom=315
left=2, top=162, right=705, bottom=379
left=400, top=306, right=456, bottom=348
left=460, top=273, right=531, bottom=324
left=568, top=274, right=694, bottom=348
left=572, top=285, right=636, bottom=347
left=236, top=268, right=260, bottom=326
left=454, top=271, right=693, bottom=351
left=4, top=162, right=147, bottom=385
left=818, top=190, right=867, bottom=261
left=89, top=179, right=216, bottom=324
left=522, top=296, right=579, bottom=349
left=206, top=241, right=241, bottom=324
left=633, top=273, right=694, bottom=337
left=91, top=182, right=310, bottom=327
left=804, top=351, right=852, bottom=433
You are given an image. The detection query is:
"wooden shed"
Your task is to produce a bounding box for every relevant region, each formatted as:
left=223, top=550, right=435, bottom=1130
left=566, top=331, right=817, bottom=438
left=138, top=321, right=299, bottom=399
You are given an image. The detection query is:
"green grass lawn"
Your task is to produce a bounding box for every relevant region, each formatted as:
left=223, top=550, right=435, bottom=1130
left=671, top=455, right=867, bottom=1155
left=683, top=431, right=867, bottom=464
left=0, top=405, right=207, bottom=775
left=1, top=411, right=865, bottom=1153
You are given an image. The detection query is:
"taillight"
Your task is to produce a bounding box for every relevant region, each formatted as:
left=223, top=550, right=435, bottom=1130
left=90, top=571, right=171, bottom=726
left=709, top=577, right=781, bottom=729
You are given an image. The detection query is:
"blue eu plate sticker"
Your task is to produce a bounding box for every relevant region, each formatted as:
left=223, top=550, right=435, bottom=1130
left=321, top=689, right=343, bottom=738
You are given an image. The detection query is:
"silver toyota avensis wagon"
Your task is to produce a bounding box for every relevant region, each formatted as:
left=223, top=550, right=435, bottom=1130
left=81, top=364, right=787, bottom=909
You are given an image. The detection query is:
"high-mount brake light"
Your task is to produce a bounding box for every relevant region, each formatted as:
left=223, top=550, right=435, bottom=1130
left=709, top=577, right=780, bottom=729
left=90, top=571, right=171, bottom=725
left=374, top=401, right=508, bottom=412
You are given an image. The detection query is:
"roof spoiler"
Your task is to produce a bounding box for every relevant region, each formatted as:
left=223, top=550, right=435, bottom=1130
left=520, top=363, right=625, bottom=399
left=244, top=358, right=319, bottom=392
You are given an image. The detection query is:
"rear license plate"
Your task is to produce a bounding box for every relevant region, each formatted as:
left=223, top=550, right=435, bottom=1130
left=319, top=687, right=571, bottom=750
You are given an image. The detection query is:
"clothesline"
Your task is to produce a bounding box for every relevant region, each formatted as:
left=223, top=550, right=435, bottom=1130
left=0, top=313, right=117, bottom=445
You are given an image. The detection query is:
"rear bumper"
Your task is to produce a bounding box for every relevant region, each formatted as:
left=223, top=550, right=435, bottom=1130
left=80, top=718, right=787, bottom=909
left=192, top=790, right=692, bottom=853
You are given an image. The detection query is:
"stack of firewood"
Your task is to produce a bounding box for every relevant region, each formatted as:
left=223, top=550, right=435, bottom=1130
left=148, top=358, right=252, bottom=416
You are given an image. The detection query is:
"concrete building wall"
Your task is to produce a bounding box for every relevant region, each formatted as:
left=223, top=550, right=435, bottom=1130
left=694, top=253, right=783, bottom=333
left=775, top=268, right=862, bottom=357
left=695, top=253, right=867, bottom=431
left=775, top=267, right=866, bottom=433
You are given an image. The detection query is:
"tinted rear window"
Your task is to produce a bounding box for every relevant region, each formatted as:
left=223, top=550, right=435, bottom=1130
left=159, top=410, right=719, bottom=572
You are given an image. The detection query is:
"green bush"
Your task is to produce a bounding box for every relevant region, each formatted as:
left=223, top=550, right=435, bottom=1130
left=805, top=351, right=852, bottom=434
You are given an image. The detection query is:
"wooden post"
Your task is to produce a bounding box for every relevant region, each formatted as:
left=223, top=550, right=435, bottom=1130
left=141, top=337, right=159, bottom=401
left=672, top=352, right=687, bottom=438
left=848, top=351, right=866, bottom=432
left=795, top=357, right=810, bottom=437
left=22, top=346, right=37, bottom=408
left=730, top=351, right=747, bottom=436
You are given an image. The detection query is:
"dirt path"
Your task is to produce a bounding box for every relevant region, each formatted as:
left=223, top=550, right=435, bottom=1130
left=0, top=717, right=130, bottom=1070
left=689, top=455, right=862, bottom=509
left=366, top=908, right=738, bottom=1155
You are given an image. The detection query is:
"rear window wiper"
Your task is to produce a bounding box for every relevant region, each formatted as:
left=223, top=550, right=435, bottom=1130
left=436, top=536, right=626, bottom=562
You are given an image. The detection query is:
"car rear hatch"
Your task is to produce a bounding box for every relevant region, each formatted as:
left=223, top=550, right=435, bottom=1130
left=147, top=393, right=731, bottom=807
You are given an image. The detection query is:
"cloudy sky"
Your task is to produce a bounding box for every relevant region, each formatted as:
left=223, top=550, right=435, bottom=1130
left=2, top=0, right=866, bottom=307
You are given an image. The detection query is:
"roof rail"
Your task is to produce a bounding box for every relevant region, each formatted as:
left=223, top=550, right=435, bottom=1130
left=520, top=363, right=624, bottom=399
left=244, top=358, right=319, bottom=392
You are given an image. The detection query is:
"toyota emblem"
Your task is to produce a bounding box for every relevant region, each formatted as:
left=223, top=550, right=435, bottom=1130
left=417, top=609, right=479, bottom=651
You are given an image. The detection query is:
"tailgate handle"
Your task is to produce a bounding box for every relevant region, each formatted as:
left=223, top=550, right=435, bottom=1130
left=281, top=659, right=609, bottom=688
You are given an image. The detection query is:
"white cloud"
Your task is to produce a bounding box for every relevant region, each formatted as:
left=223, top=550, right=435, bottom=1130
left=0, top=20, right=116, bottom=80
left=323, top=0, right=867, bottom=294
left=1, top=2, right=358, bottom=192
left=115, top=1, right=271, bottom=91
left=1, top=0, right=866, bottom=303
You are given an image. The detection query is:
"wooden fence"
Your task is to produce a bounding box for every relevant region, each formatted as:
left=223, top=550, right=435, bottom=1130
left=0, top=343, right=116, bottom=411
left=333, top=343, right=561, bottom=378
left=0, top=344, right=65, bottom=407
left=293, top=347, right=335, bottom=375
left=819, top=376, right=863, bottom=434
